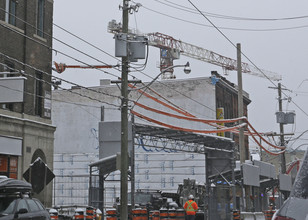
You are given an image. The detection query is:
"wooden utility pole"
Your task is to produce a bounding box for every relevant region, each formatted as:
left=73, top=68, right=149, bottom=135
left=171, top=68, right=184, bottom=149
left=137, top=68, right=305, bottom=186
left=278, top=83, right=287, bottom=174
left=120, top=0, right=129, bottom=219
left=237, top=43, right=251, bottom=212
left=268, top=83, right=287, bottom=174
left=237, top=43, right=245, bottom=163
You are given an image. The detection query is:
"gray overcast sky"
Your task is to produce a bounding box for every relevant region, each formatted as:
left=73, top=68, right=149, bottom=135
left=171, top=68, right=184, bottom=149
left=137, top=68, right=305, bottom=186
left=52, top=0, right=308, bottom=150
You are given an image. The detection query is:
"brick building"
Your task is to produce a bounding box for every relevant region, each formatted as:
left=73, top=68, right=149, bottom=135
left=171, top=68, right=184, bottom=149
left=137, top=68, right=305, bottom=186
left=0, top=0, right=55, bottom=206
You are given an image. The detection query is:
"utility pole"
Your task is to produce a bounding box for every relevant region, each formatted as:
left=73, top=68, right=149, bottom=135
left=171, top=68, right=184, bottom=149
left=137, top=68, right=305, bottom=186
left=278, top=83, right=287, bottom=174
left=120, top=0, right=129, bottom=219
left=268, top=83, right=287, bottom=174
left=237, top=43, right=250, bottom=212
left=237, top=43, right=245, bottom=163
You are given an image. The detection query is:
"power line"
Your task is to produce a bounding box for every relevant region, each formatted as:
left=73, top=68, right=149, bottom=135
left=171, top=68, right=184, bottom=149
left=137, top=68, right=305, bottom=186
left=0, top=8, right=216, bottom=117
left=154, top=0, right=308, bottom=22
left=53, top=23, right=121, bottom=63
left=0, top=54, right=122, bottom=107
left=0, top=7, right=121, bottom=78
left=186, top=0, right=308, bottom=121
left=0, top=62, right=121, bottom=109
left=53, top=23, right=216, bottom=115
left=139, top=4, right=308, bottom=32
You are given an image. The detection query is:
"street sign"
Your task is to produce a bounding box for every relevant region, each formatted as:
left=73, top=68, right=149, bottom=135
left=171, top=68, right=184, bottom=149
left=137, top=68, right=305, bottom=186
left=23, top=157, right=55, bottom=194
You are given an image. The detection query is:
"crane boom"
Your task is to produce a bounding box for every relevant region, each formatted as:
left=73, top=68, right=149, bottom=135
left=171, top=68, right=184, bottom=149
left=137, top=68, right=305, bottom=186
left=147, top=32, right=282, bottom=81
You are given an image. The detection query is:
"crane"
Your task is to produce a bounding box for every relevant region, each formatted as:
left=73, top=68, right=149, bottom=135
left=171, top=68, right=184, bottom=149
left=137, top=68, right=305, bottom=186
left=60, top=20, right=282, bottom=81
left=147, top=32, right=282, bottom=80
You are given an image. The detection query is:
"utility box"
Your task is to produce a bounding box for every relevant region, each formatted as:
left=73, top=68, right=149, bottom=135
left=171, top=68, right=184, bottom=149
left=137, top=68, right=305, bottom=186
left=275, top=111, right=295, bottom=124
left=115, top=33, right=128, bottom=57
left=98, top=121, right=133, bottom=159
left=115, top=33, right=147, bottom=60
left=285, top=112, right=295, bottom=124
left=129, top=35, right=147, bottom=60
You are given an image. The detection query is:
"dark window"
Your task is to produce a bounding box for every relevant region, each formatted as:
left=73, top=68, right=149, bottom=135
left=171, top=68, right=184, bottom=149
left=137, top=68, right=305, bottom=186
left=0, top=155, right=18, bottom=178
left=5, top=0, right=16, bottom=26
left=35, top=71, right=43, bottom=116
left=37, top=0, right=45, bottom=37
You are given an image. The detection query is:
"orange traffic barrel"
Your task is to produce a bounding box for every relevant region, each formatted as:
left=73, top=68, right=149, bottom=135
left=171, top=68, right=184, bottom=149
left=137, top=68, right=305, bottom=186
left=233, top=210, right=240, bottom=220
left=160, top=208, right=168, bottom=220
left=264, top=210, right=275, bottom=220
left=106, top=209, right=117, bottom=220
left=149, top=210, right=159, bottom=220
left=168, top=209, right=177, bottom=219
left=132, top=208, right=148, bottom=220
left=176, top=209, right=185, bottom=220
left=86, top=207, right=95, bottom=220
left=74, top=208, right=85, bottom=220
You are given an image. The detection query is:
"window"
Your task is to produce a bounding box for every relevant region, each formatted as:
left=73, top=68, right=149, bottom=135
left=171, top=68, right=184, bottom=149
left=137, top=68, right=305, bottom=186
left=0, top=155, right=18, bottom=178
left=37, top=0, right=45, bottom=37
left=35, top=71, right=43, bottom=116
left=5, top=0, right=16, bottom=26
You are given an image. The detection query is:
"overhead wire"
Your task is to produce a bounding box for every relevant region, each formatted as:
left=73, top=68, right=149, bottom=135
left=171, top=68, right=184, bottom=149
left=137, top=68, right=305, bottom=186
left=0, top=53, right=122, bottom=108
left=0, top=7, right=122, bottom=80
left=52, top=4, right=288, bottom=154
left=154, top=0, right=308, bottom=22
left=0, top=62, right=121, bottom=109
left=138, top=4, right=308, bottom=32
left=1, top=4, right=296, bottom=155
left=186, top=0, right=308, bottom=118
left=42, top=11, right=218, bottom=116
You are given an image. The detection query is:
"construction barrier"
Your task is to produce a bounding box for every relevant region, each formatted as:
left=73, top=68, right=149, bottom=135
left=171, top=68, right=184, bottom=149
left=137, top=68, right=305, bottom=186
left=176, top=209, right=185, bottom=220
left=86, top=207, right=95, bottom=220
left=233, top=210, right=240, bottom=220
left=74, top=208, right=85, bottom=220
left=264, top=210, right=275, bottom=220
left=106, top=209, right=117, bottom=220
left=149, top=210, right=160, bottom=220
left=160, top=208, right=169, bottom=220
left=132, top=208, right=148, bottom=220
left=168, top=209, right=177, bottom=219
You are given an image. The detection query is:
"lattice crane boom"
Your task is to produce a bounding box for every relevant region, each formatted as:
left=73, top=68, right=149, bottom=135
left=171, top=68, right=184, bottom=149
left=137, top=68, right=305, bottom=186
left=147, top=32, right=282, bottom=81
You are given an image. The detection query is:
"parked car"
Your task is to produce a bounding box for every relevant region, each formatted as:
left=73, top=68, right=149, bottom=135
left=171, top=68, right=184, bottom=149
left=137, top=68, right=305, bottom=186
left=272, top=148, right=308, bottom=220
left=0, top=177, right=51, bottom=220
